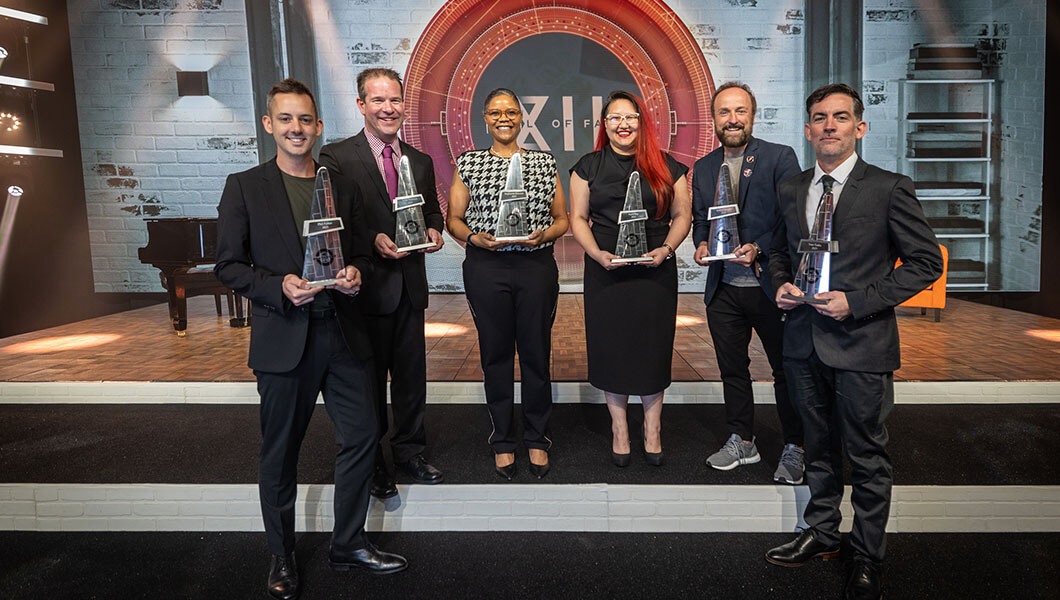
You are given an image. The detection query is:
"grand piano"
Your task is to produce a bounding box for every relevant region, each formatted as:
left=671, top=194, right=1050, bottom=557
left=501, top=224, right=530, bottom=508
left=138, top=217, right=246, bottom=336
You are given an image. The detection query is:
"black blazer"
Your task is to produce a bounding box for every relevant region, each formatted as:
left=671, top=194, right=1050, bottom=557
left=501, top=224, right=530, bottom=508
left=214, top=158, right=374, bottom=373
left=691, top=136, right=801, bottom=303
left=769, top=158, right=942, bottom=373
left=318, top=131, right=444, bottom=315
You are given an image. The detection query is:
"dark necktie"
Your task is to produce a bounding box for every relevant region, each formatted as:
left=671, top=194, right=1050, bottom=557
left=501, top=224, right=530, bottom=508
left=382, top=145, right=398, bottom=201
left=810, top=174, right=835, bottom=238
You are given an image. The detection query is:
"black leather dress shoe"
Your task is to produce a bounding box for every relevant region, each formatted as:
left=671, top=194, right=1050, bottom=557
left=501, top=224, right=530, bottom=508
left=845, top=559, right=883, bottom=600
left=370, top=465, right=398, bottom=499
left=329, top=543, right=408, bottom=574
left=398, top=454, right=443, bottom=484
left=765, top=529, right=840, bottom=567
left=267, top=553, right=299, bottom=600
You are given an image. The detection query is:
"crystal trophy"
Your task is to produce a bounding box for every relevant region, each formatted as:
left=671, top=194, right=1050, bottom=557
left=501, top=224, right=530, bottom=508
left=494, top=152, right=531, bottom=242
left=700, top=164, right=741, bottom=262
left=393, top=155, right=435, bottom=252
left=782, top=184, right=839, bottom=305
left=301, top=166, right=345, bottom=287
left=612, top=171, right=653, bottom=264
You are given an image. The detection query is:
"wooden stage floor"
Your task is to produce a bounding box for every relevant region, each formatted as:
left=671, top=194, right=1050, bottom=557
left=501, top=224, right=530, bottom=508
left=1, top=295, right=1058, bottom=383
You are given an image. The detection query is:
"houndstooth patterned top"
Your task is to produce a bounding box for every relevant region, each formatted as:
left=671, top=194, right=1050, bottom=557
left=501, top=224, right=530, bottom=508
left=456, top=149, right=558, bottom=252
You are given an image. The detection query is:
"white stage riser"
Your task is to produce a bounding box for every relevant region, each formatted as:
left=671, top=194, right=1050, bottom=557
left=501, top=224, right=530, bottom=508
left=2, top=483, right=1058, bottom=534
left=1, top=381, right=1058, bottom=405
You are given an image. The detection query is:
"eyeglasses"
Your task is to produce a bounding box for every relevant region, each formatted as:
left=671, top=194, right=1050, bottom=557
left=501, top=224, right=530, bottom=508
left=485, top=109, right=522, bottom=120
left=605, top=113, right=640, bottom=126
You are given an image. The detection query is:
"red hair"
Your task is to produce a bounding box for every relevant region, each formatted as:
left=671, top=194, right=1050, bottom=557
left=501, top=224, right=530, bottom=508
left=594, top=90, right=674, bottom=219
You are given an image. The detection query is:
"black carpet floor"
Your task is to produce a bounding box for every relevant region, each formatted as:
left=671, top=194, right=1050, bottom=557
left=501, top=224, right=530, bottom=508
left=1, top=531, right=1057, bottom=599
left=2, top=403, right=1059, bottom=486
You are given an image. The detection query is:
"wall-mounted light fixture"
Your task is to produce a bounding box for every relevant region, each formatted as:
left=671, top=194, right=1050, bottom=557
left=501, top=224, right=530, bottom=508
left=176, top=71, right=209, bottom=97
left=0, top=47, right=7, bottom=70
left=0, top=185, right=26, bottom=296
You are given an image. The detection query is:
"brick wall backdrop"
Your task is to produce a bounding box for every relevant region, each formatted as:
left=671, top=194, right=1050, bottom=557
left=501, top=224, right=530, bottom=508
left=861, top=0, right=1045, bottom=292
left=68, top=0, right=256, bottom=293
left=66, top=0, right=1041, bottom=293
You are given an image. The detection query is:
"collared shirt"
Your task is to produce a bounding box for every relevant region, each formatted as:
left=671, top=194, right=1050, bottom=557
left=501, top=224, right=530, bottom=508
left=805, top=152, right=858, bottom=231
left=362, top=128, right=403, bottom=197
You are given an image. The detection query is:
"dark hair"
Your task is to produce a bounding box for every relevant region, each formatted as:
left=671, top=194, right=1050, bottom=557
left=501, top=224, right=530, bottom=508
left=712, top=81, right=757, bottom=116
left=483, top=88, right=520, bottom=111
left=805, top=83, right=864, bottom=120
left=266, top=78, right=318, bottom=118
left=356, top=68, right=403, bottom=100
left=594, top=90, right=673, bottom=220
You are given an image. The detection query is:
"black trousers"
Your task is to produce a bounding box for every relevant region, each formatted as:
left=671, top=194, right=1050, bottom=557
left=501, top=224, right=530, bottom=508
left=255, top=316, right=376, bottom=556
left=707, top=283, right=802, bottom=444
left=463, top=246, right=559, bottom=453
left=365, top=288, right=428, bottom=465
left=785, top=350, right=894, bottom=562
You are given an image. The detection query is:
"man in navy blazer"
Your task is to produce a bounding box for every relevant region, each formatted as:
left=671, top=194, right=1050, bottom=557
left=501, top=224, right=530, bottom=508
left=319, top=68, right=445, bottom=499
left=215, top=79, right=407, bottom=600
left=765, top=84, right=942, bottom=600
left=692, top=82, right=805, bottom=484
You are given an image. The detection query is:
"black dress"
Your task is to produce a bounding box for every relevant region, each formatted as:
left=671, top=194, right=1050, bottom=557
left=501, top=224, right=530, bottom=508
left=571, top=146, right=689, bottom=395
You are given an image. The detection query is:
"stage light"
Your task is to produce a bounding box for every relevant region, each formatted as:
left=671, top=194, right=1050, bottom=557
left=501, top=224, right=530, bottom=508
left=0, top=112, right=21, bottom=132
left=1, top=185, right=28, bottom=298
left=176, top=70, right=209, bottom=97
left=0, top=47, right=7, bottom=70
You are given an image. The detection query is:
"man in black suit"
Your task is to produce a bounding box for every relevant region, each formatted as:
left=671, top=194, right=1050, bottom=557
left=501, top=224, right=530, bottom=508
left=765, top=84, right=942, bottom=600
left=691, top=82, right=805, bottom=483
left=215, top=79, right=407, bottom=600
left=319, top=68, right=445, bottom=498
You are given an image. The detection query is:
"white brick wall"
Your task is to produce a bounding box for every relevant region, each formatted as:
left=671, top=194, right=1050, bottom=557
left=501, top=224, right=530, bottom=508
left=4, top=483, right=1058, bottom=533
left=861, top=0, right=1045, bottom=292
left=68, top=0, right=258, bottom=293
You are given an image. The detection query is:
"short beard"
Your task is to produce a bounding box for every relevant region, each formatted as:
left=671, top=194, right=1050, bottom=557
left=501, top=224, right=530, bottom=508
left=717, top=126, right=751, bottom=148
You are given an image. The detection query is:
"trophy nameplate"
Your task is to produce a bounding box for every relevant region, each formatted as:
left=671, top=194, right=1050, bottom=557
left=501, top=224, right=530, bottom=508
left=494, top=153, right=531, bottom=242
left=787, top=179, right=839, bottom=303
left=393, top=154, right=436, bottom=253
left=700, top=165, right=742, bottom=263
left=612, top=172, right=652, bottom=264
left=301, top=167, right=345, bottom=287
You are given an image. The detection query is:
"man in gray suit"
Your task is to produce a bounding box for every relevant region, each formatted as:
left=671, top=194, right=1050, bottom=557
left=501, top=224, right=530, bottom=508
left=319, top=68, right=445, bottom=499
left=764, top=84, right=942, bottom=600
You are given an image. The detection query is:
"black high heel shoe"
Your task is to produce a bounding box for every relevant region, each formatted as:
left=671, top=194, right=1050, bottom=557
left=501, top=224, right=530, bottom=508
left=611, top=452, right=631, bottom=467
left=644, top=450, right=664, bottom=466
left=528, top=449, right=550, bottom=479
left=495, top=453, right=516, bottom=481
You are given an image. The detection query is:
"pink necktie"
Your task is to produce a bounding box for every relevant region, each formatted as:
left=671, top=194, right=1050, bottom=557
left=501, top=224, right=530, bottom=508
left=382, top=145, right=398, bottom=201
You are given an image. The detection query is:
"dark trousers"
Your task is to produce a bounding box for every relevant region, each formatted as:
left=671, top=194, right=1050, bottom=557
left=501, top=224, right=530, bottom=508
left=365, top=287, right=427, bottom=465
left=707, top=283, right=802, bottom=444
left=463, top=246, right=559, bottom=453
left=785, top=350, right=894, bottom=562
left=255, top=317, right=376, bottom=556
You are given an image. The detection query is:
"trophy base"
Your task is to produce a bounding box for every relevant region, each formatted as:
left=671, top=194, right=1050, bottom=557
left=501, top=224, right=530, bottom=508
left=306, top=278, right=340, bottom=288
left=495, top=235, right=531, bottom=242
left=781, top=293, right=829, bottom=305
left=699, top=253, right=739, bottom=263
left=396, top=241, right=437, bottom=253
left=611, top=256, right=654, bottom=264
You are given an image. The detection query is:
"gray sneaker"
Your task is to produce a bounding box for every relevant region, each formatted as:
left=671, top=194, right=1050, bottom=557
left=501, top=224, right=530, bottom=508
left=773, top=443, right=805, bottom=485
left=706, top=433, right=761, bottom=471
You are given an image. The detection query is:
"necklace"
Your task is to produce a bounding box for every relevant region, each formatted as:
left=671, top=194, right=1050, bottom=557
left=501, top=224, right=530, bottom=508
left=488, top=147, right=519, bottom=159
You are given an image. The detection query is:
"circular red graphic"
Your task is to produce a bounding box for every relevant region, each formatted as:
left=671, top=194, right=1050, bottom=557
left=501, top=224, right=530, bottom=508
left=404, top=0, right=717, bottom=213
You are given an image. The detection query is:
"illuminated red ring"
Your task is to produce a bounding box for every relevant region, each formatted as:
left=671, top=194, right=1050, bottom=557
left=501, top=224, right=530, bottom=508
left=404, top=0, right=717, bottom=213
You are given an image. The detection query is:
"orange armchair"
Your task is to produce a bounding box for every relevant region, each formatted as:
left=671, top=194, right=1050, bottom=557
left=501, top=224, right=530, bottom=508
left=897, top=244, right=948, bottom=321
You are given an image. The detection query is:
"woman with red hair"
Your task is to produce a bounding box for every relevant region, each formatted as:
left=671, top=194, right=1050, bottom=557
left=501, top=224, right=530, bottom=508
left=569, top=90, right=692, bottom=467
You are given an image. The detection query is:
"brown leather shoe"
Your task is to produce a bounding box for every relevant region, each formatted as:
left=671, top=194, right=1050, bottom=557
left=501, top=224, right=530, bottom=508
left=765, top=530, right=840, bottom=567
